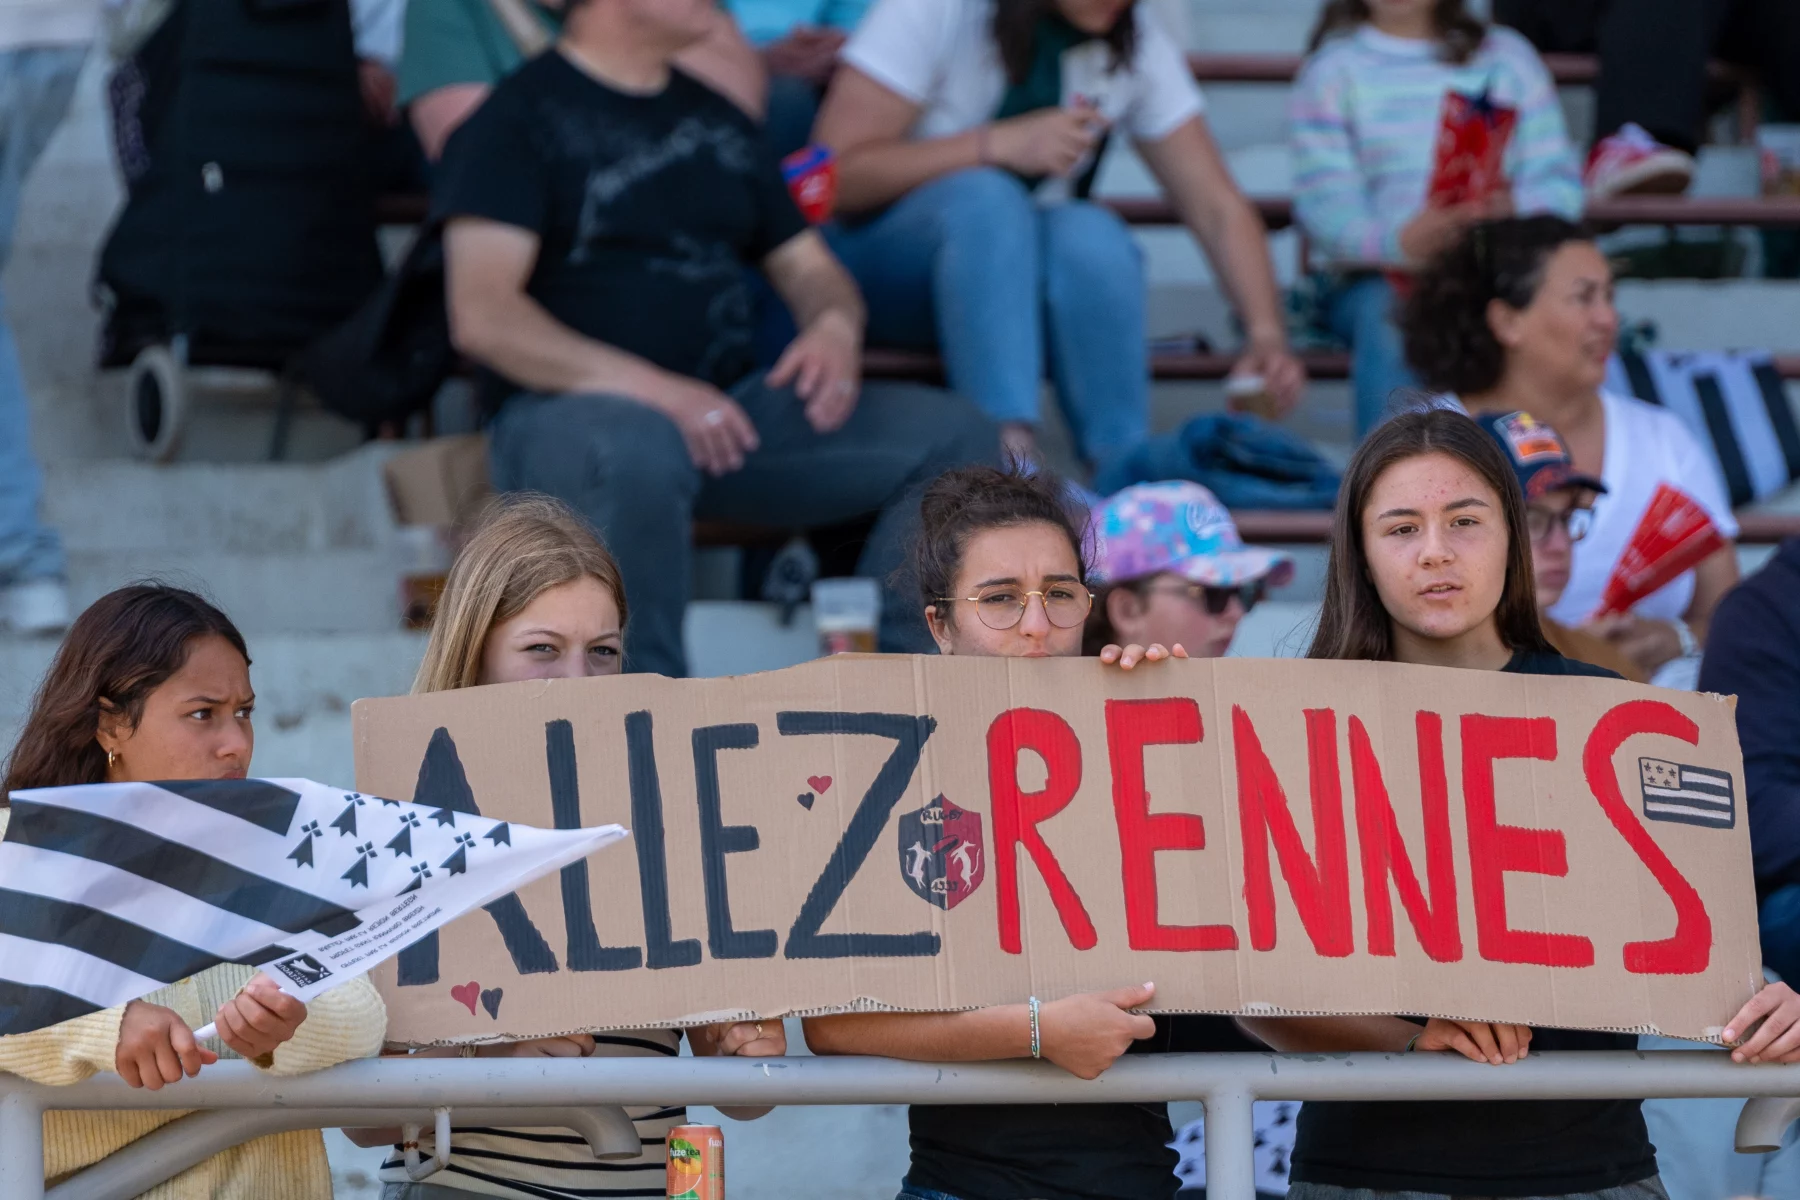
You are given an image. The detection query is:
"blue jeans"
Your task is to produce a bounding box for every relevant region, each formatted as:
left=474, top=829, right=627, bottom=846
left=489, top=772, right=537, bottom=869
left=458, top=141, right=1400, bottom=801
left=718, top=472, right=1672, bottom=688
left=0, top=46, right=80, bottom=586
left=828, top=167, right=1150, bottom=468
left=1320, top=273, right=1417, bottom=439
left=897, top=1184, right=964, bottom=1200
left=1760, top=883, right=1800, bottom=985
left=489, top=377, right=997, bottom=677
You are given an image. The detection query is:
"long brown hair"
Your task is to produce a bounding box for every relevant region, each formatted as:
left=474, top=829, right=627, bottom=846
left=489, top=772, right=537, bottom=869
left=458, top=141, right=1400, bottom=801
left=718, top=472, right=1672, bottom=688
left=994, top=0, right=1138, bottom=84
left=1308, top=407, right=1550, bottom=662
left=414, top=493, right=628, bottom=693
left=1306, top=0, right=1486, bottom=64
left=2, top=585, right=249, bottom=800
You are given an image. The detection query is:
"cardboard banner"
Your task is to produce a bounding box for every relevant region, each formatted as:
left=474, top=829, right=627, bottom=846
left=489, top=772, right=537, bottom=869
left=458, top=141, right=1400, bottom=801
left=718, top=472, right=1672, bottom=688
left=354, top=657, right=1761, bottom=1044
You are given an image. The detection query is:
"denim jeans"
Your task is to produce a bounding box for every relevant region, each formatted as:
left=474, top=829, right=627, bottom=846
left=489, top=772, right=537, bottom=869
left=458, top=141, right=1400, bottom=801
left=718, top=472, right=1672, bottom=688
left=828, top=167, right=1149, bottom=468
left=897, top=1183, right=966, bottom=1200
left=1286, top=1178, right=1669, bottom=1200
left=1320, top=272, right=1418, bottom=439
left=489, top=377, right=997, bottom=677
left=0, top=46, right=81, bottom=586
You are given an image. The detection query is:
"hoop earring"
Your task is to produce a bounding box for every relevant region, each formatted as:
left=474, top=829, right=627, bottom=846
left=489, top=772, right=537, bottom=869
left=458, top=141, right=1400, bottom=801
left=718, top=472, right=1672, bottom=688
left=106, top=750, right=117, bottom=769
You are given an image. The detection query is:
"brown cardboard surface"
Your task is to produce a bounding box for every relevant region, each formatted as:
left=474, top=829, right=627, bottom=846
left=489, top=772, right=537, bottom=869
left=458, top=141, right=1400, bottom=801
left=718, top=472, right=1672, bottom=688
left=382, top=435, right=492, bottom=529
left=354, top=656, right=1761, bottom=1045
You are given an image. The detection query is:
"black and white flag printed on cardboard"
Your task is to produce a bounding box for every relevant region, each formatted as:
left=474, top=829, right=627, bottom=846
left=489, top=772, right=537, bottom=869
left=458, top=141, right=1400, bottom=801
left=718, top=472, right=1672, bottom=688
left=1639, top=757, right=1737, bottom=829
left=0, top=778, right=627, bottom=1037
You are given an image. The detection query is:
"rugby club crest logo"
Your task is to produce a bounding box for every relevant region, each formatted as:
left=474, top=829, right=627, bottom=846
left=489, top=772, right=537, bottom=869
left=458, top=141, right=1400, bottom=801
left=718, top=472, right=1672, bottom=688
left=896, top=795, right=985, bottom=910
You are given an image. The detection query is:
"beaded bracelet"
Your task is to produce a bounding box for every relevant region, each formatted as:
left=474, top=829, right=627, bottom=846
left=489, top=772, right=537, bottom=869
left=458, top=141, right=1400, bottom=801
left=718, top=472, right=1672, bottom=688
left=1029, top=996, right=1042, bottom=1059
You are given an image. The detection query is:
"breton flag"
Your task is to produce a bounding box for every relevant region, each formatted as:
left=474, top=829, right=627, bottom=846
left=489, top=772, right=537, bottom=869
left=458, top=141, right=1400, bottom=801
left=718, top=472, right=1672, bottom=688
left=0, top=778, right=627, bottom=1038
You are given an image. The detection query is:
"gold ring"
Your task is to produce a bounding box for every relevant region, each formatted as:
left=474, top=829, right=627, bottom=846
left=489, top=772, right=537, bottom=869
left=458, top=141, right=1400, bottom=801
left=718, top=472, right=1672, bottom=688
left=755, top=1022, right=766, bottom=1040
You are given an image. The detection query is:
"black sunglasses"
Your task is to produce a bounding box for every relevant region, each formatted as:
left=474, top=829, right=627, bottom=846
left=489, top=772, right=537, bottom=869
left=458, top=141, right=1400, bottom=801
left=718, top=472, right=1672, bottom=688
left=1139, top=580, right=1267, bottom=616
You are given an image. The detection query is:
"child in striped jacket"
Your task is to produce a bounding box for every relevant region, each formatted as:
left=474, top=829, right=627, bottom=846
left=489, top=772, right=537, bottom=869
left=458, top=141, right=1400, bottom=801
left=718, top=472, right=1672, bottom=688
left=1289, top=0, right=1581, bottom=437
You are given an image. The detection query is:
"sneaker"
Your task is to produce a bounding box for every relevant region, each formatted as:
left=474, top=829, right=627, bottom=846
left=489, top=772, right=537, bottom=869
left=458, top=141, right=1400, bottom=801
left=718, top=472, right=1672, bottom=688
left=0, top=577, right=72, bottom=636
left=1584, top=123, right=1695, bottom=199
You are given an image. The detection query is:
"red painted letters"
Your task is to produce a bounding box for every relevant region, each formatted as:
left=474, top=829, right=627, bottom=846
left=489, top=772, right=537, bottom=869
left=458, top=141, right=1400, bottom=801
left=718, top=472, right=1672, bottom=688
left=1233, top=706, right=1354, bottom=956
left=1462, top=715, right=1593, bottom=967
left=988, top=708, right=1097, bottom=954
left=1106, top=698, right=1237, bottom=951
left=1352, top=713, right=1462, bottom=962
left=1585, top=700, right=1712, bottom=974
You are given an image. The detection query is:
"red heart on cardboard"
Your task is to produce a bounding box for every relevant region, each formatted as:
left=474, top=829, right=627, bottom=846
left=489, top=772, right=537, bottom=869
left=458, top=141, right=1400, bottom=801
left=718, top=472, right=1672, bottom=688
left=807, top=776, right=832, bottom=794
left=450, top=981, right=479, bottom=1015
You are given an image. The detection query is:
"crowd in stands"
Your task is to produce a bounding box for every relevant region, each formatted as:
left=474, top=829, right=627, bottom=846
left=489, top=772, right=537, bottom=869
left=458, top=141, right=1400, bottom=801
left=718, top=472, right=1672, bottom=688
left=3, top=0, right=1800, bottom=1197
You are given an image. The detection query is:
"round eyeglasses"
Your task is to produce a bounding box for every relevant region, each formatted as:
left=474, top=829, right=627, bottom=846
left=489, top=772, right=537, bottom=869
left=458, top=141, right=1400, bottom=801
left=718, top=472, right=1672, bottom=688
left=939, top=582, right=1095, bottom=631
left=1526, top=505, right=1594, bottom=545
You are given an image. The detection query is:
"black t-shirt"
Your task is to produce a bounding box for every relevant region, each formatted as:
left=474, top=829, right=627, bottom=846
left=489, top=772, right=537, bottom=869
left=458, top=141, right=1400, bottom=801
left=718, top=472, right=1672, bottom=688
left=906, top=1016, right=1257, bottom=1200
left=433, top=51, right=807, bottom=396
left=1291, top=648, right=1658, bottom=1197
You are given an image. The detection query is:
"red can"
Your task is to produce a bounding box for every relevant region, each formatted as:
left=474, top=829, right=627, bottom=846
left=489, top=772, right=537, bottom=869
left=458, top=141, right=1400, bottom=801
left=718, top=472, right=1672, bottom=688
left=781, top=144, right=839, bottom=225
left=666, top=1124, right=724, bottom=1199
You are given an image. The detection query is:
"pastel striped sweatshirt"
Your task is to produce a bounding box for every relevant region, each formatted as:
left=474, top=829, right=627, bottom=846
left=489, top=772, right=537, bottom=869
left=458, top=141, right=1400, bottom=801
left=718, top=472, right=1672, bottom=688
left=1290, top=24, right=1582, bottom=268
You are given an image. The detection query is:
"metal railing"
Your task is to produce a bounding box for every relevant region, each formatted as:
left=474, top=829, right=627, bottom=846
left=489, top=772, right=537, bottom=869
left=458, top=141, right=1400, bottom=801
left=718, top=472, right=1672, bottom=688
left=6, top=1052, right=1800, bottom=1200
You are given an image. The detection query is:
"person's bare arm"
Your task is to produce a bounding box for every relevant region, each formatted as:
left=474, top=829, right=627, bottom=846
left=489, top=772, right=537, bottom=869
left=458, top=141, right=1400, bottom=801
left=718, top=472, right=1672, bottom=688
left=1684, top=542, right=1740, bottom=646
left=411, top=83, right=491, bottom=161
left=816, top=68, right=1102, bottom=214
left=444, top=217, right=760, bottom=474
left=1136, top=116, right=1306, bottom=414
left=760, top=230, right=865, bottom=431
left=1241, top=1015, right=1533, bottom=1065
left=676, top=6, right=767, bottom=120
left=804, top=985, right=1156, bottom=1081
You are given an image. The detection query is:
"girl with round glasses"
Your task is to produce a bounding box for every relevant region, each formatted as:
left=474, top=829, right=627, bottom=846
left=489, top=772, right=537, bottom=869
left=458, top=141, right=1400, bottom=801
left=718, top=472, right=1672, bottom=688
left=805, top=465, right=1261, bottom=1200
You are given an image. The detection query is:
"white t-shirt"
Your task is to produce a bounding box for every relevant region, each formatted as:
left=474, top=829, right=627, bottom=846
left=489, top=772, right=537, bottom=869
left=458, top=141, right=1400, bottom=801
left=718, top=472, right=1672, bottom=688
left=842, top=0, right=1205, bottom=147
left=1546, top=389, right=1738, bottom=626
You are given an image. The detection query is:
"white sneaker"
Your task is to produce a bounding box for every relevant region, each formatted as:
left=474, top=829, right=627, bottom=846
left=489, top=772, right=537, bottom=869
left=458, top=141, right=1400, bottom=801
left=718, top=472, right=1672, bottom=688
left=1, top=578, right=72, bottom=636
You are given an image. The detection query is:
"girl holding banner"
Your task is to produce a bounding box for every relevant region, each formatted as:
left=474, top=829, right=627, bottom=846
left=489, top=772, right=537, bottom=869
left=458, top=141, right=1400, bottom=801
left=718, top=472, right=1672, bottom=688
left=0, top=585, right=388, bottom=1198
left=1242, top=408, right=1800, bottom=1199
left=356, top=494, right=785, bottom=1200
left=804, top=464, right=1246, bottom=1200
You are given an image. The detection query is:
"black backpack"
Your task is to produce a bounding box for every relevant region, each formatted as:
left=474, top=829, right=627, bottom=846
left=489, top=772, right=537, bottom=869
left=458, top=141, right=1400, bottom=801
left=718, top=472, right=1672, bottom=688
left=300, top=222, right=454, bottom=430
left=96, top=0, right=383, bottom=366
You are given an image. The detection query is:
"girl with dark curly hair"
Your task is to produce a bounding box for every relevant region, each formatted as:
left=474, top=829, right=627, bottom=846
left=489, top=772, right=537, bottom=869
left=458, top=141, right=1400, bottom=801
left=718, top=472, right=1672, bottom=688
left=1400, top=215, right=1739, bottom=685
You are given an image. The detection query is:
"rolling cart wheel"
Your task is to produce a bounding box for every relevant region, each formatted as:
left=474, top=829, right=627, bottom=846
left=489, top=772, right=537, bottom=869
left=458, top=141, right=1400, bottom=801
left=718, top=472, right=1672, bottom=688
left=125, top=344, right=186, bottom=462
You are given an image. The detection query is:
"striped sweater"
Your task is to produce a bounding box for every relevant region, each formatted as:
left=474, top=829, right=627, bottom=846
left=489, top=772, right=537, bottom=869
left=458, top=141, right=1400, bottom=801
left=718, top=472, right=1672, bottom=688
left=0, top=807, right=387, bottom=1199
left=1289, top=24, right=1582, bottom=267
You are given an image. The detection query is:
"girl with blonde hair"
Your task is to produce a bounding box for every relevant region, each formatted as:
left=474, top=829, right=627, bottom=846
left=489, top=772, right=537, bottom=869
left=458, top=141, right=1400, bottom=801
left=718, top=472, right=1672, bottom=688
left=359, top=493, right=784, bottom=1200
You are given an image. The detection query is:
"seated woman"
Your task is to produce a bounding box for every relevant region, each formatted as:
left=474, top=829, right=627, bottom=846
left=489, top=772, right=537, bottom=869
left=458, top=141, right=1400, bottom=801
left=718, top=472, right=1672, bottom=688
left=1292, top=0, right=1580, bottom=436
left=353, top=494, right=784, bottom=1200
left=1243, top=407, right=1800, bottom=1200
left=805, top=464, right=1258, bottom=1200
left=1403, top=215, right=1739, bottom=685
left=0, top=584, right=387, bottom=1199
left=814, top=0, right=1304, bottom=468
left=1084, top=479, right=1294, bottom=657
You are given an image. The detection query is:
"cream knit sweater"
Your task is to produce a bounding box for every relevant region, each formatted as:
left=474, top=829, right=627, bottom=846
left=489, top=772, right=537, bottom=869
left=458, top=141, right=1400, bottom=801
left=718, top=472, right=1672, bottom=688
left=0, top=818, right=389, bottom=1197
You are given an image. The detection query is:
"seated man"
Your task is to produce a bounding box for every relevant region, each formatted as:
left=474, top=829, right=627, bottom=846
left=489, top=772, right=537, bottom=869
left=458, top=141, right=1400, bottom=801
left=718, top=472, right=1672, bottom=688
left=400, top=0, right=767, bottom=160
left=1474, top=410, right=1644, bottom=680
left=437, top=0, right=997, bottom=677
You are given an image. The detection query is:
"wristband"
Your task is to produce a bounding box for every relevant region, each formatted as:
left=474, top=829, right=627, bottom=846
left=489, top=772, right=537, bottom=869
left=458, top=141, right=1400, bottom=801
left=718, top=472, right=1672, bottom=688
left=1403, top=1032, right=1423, bottom=1053
left=1674, top=620, right=1699, bottom=658
left=1029, top=996, right=1041, bottom=1059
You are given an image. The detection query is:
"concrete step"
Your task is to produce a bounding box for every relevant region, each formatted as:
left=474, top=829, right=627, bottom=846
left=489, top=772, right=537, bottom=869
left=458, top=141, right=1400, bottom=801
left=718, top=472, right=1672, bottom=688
left=43, top=447, right=397, bottom=554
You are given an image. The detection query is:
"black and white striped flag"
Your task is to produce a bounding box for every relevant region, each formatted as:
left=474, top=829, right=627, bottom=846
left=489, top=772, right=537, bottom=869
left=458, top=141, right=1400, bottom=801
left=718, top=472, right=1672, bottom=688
left=0, top=778, right=626, bottom=1037
left=1639, top=757, right=1737, bottom=829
